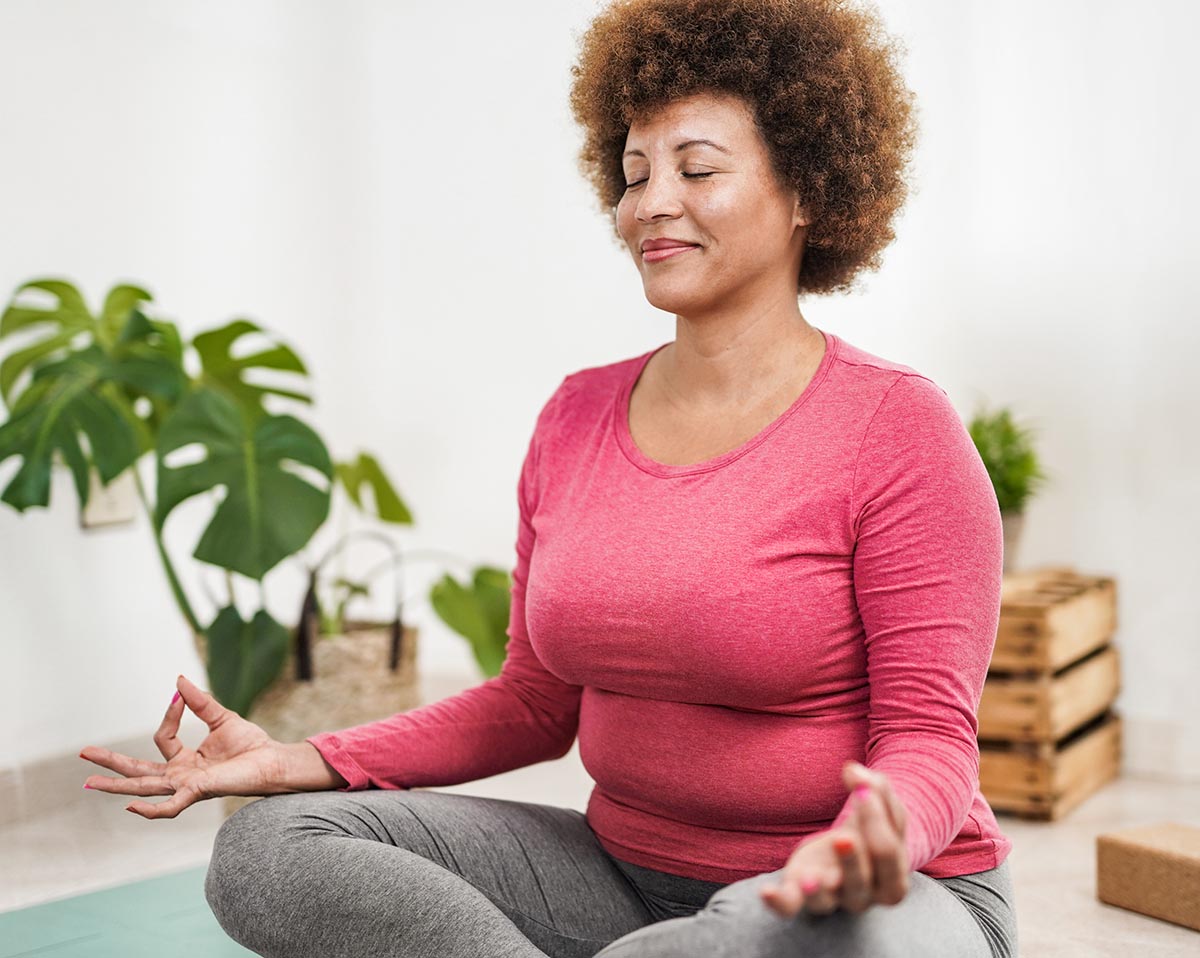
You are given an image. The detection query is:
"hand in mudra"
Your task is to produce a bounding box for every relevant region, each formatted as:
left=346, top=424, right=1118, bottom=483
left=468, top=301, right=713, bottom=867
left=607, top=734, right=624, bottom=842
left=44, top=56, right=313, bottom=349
left=760, top=761, right=911, bottom=917
left=79, top=674, right=283, bottom=819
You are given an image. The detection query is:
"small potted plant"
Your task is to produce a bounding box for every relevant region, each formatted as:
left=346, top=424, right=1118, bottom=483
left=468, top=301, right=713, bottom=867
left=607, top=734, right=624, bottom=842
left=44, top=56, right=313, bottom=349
left=967, top=404, right=1050, bottom=573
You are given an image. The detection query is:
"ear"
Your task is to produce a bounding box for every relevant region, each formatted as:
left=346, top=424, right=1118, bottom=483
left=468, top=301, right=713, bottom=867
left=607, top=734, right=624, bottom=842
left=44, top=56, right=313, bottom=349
left=793, top=192, right=813, bottom=228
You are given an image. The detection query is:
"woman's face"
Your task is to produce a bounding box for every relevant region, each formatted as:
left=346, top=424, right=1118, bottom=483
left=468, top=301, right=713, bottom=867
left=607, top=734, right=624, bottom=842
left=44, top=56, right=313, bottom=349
left=617, top=91, right=810, bottom=319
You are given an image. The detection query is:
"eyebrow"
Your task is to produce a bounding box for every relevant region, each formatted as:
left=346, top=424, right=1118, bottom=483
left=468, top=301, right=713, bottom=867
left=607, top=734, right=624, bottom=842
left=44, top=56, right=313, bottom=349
left=622, top=138, right=731, bottom=159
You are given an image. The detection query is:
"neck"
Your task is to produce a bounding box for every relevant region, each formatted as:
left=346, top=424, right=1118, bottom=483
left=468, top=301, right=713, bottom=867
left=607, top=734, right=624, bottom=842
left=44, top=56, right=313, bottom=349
left=663, top=306, right=823, bottom=411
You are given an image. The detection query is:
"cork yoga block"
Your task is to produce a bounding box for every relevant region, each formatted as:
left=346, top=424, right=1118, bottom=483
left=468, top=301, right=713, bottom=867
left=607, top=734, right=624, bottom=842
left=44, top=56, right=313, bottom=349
left=1096, top=822, right=1200, bottom=932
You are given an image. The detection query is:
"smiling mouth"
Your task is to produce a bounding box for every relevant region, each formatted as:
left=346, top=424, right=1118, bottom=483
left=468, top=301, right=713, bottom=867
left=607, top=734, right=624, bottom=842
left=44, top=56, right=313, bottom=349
left=642, top=245, right=699, bottom=263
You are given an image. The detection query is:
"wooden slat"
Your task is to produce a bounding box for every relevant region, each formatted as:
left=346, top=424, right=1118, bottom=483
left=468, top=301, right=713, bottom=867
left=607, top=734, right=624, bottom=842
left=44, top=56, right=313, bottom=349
left=978, top=645, right=1120, bottom=741
left=990, top=566, right=1118, bottom=672
left=979, top=710, right=1118, bottom=821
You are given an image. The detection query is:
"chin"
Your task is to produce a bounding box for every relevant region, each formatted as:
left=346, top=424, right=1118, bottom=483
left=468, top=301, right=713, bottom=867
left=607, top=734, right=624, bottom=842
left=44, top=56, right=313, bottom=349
left=641, top=283, right=711, bottom=316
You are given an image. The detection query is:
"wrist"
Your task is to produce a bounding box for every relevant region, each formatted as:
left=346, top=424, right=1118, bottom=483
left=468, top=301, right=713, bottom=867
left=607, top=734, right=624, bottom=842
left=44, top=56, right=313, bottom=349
left=270, top=740, right=349, bottom=793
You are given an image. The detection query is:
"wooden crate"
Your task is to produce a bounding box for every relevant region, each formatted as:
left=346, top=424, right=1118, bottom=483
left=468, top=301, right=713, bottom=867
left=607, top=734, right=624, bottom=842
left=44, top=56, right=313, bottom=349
left=978, top=566, right=1123, bottom=819
left=992, top=566, right=1117, bottom=672
left=980, top=710, right=1122, bottom=820
left=978, top=643, right=1121, bottom=742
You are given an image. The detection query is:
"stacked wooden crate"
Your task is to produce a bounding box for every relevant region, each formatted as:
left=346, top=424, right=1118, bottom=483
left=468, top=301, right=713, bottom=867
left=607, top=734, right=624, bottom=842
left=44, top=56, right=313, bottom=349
left=977, top=565, right=1122, bottom=820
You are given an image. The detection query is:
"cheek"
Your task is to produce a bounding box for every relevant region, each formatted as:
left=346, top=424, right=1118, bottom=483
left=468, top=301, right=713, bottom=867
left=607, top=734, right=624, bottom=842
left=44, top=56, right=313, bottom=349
left=616, top=197, right=635, bottom=241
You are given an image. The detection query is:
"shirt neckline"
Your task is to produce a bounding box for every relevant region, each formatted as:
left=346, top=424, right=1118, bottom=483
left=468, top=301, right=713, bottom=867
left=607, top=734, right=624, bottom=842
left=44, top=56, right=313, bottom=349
left=614, top=328, right=839, bottom=479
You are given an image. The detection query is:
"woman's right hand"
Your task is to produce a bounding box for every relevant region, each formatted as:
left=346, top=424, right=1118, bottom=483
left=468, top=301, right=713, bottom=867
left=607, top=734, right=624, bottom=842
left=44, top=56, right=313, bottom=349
left=80, top=674, right=288, bottom=820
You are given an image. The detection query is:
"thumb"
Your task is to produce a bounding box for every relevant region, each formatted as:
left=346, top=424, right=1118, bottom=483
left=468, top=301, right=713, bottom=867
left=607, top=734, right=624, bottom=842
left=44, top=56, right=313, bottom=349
left=842, top=759, right=872, bottom=792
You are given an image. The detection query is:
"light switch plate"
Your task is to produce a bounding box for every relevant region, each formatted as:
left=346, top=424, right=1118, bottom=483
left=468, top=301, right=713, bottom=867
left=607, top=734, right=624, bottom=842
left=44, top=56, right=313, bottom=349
left=79, top=466, right=139, bottom=529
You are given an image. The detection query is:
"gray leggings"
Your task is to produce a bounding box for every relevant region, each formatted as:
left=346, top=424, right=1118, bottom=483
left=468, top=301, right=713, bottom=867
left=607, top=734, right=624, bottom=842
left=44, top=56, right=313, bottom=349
left=204, top=788, right=1018, bottom=958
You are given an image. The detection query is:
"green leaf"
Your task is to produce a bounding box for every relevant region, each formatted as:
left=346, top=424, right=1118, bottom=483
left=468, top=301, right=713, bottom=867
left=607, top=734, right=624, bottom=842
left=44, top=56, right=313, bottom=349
left=429, top=567, right=512, bottom=677
left=967, top=405, right=1050, bottom=514
left=192, top=319, right=311, bottom=416
left=154, top=385, right=333, bottom=580
left=0, top=347, right=144, bottom=510
left=97, top=283, right=154, bottom=350
left=330, top=576, right=372, bottom=600
left=204, top=604, right=291, bottom=718
left=472, top=566, right=513, bottom=646
left=0, top=278, right=98, bottom=406
left=335, top=451, right=413, bottom=524
left=106, top=309, right=189, bottom=456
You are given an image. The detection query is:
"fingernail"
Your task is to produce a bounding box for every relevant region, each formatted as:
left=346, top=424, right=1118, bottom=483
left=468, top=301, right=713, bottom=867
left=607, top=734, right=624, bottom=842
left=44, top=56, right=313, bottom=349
left=801, top=878, right=820, bottom=894
left=83, top=784, right=92, bottom=789
left=171, top=690, right=181, bottom=705
left=834, top=837, right=854, bottom=854
left=853, top=784, right=871, bottom=799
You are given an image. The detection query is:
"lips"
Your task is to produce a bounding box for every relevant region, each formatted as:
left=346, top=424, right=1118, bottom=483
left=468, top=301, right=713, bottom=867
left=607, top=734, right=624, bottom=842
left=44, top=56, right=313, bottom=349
left=642, top=244, right=698, bottom=263
left=641, top=239, right=699, bottom=252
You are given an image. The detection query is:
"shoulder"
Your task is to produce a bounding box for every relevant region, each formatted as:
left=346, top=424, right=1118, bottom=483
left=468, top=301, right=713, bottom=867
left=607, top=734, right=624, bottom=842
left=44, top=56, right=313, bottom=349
left=825, top=331, right=958, bottom=428
left=532, top=345, right=659, bottom=433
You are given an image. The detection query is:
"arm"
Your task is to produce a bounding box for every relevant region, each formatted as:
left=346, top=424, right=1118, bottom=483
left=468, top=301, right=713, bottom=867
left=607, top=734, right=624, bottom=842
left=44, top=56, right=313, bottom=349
left=305, top=384, right=584, bottom=790
left=827, top=373, right=1003, bottom=873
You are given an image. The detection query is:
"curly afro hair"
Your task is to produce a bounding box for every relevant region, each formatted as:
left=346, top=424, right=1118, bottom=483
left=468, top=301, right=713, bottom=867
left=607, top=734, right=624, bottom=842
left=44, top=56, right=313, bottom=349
left=568, top=0, right=919, bottom=296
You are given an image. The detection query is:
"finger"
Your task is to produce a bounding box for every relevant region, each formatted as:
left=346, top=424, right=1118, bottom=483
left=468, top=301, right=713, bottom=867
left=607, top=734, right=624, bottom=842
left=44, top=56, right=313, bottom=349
left=82, top=774, right=176, bottom=796
left=855, top=787, right=909, bottom=905
left=800, top=868, right=840, bottom=915
left=176, top=674, right=232, bottom=731
left=832, top=831, right=874, bottom=914
left=79, top=746, right=167, bottom=779
left=844, top=762, right=907, bottom=837
left=759, top=877, right=805, bottom=918
left=126, top=783, right=201, bottom=820
left=154, top=688, right=187, bottom=762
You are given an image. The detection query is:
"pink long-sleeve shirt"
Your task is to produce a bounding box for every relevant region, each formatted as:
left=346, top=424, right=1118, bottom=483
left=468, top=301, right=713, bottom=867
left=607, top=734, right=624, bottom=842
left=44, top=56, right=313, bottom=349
left=307, top=328, right=1013, bottom=883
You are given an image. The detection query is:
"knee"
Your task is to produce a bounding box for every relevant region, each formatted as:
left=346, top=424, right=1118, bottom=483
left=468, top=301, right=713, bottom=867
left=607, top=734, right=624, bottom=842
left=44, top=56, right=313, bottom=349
left=204, top=795, right=304, bottom=950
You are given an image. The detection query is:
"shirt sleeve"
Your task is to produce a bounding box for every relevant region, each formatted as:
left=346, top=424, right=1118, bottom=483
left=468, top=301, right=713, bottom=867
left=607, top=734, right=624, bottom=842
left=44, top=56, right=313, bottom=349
left=305, top=382, right=584, bottom=790
left=827, top=373, right=1003, bottom=873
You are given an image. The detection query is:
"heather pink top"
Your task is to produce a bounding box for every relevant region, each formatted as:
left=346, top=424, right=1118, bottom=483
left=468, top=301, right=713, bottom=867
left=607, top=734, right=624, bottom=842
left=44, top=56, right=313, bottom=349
left=307, top=328, right=1013, bottom=883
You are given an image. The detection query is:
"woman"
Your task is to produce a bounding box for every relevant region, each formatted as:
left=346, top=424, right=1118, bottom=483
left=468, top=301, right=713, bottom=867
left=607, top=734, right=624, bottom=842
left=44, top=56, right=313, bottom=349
left=80, top=1, right=1018, bottom=956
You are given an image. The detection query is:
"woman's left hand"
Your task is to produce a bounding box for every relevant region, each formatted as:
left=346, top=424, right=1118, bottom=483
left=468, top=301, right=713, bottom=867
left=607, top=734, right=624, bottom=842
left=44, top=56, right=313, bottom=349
left=759, top=761, right=911, bottom=918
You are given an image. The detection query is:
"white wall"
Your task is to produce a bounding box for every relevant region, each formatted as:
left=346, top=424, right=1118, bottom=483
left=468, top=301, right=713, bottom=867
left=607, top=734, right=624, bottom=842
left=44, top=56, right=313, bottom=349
left=2, top=0, right=1196, bottom=778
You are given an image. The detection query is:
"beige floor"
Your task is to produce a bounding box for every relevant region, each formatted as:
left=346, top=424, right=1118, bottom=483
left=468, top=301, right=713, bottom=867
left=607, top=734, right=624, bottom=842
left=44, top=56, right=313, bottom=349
left=3, top=671, right=1197, bottom=957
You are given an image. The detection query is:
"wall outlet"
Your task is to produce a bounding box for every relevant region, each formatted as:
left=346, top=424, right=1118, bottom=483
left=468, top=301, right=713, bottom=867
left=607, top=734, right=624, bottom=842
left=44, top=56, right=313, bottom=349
left=79, top=467, right=139, bottom=529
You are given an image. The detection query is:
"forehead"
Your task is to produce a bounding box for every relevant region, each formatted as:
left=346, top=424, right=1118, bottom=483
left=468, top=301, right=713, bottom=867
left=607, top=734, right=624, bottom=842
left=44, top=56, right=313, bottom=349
left=624, top=92, right=755, bottom=148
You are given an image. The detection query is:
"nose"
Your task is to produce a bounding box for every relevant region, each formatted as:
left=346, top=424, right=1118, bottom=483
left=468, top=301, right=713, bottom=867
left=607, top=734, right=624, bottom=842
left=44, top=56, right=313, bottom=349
left=634, top=169, right=685, bottom=224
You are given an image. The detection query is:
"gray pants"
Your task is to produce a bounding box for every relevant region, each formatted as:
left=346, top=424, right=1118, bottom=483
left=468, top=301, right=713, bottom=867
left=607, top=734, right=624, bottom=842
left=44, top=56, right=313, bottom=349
left=205, top=789, right=1018, bottom=958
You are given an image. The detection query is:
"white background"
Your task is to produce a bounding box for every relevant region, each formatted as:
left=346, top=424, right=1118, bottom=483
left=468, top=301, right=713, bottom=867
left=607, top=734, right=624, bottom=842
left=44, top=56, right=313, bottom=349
left=1, top=1, right=1196, bottom=778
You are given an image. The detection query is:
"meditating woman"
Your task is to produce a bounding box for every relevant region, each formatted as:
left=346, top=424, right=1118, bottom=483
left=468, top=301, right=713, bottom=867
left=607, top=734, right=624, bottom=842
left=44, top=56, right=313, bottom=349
left=79, top=1, right=1017, bottom=956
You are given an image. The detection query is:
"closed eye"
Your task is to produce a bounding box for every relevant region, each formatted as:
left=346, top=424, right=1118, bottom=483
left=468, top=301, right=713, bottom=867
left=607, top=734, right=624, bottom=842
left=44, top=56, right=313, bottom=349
left=623, top=172, right=715, bottom=190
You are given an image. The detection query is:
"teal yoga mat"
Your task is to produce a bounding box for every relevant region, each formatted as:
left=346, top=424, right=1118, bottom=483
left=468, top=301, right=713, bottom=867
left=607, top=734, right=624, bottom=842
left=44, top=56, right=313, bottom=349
left=0, top=865, right=254, bottom=957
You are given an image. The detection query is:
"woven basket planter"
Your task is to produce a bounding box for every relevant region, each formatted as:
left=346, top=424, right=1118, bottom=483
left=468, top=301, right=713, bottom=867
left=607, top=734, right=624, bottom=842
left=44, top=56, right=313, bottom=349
left=191, top=619, right=421, bottom=817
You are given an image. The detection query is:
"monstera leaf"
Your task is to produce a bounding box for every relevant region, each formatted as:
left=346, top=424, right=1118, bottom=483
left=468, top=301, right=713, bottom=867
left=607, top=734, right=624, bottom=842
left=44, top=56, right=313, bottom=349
left=0, top=342, right=182, bottom=511
left=154, top=385, right=333, bottom=580
left=335, top=451, right=413, bottom=524
left=193, top=319, right=311, bottom=414
left=0, top=279, right=169, bottom=403
left=0, top=279, right=185, bottom=510
left=430, top=567, right=513, bottom=677
left=204, top=603, right=291, bottom=718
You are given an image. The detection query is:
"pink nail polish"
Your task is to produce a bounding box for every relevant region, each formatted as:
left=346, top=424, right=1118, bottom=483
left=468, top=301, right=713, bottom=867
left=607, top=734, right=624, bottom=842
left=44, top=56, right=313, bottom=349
left=853, top=784, right=871, bottom=799
left=171, top=690, right=181, bottom=705
left=83, top=784, right=92, bottom=789
left=801, top=878, right=820, bottom=894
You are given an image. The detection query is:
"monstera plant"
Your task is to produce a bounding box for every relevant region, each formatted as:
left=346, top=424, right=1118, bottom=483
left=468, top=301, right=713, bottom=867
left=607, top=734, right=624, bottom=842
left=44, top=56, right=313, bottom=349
left=0, top=278, right=412, bottom=716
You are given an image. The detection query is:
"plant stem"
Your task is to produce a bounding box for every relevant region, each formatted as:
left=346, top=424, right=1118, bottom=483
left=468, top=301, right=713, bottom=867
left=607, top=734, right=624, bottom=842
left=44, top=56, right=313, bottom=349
left=132, top=462, right=202, bottom=633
